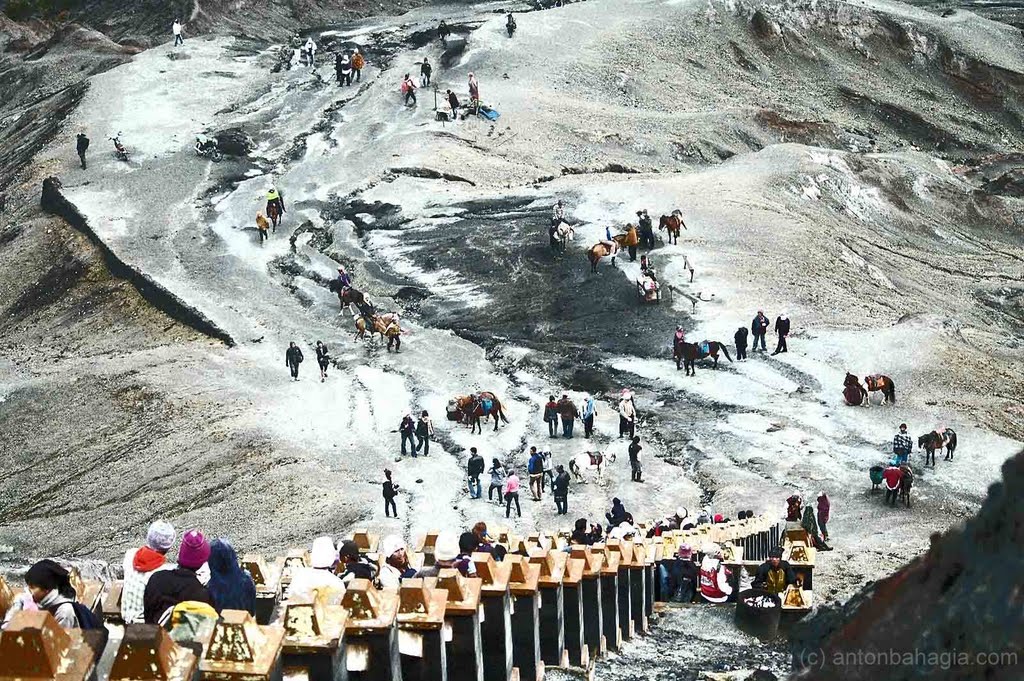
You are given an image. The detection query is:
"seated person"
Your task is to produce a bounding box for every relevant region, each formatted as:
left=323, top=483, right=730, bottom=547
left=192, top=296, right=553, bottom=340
left=752, top=547, right=796, bottom=595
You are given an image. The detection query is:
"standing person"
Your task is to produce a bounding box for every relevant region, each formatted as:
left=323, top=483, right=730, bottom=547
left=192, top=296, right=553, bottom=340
left=172, top=19, right=184, bottom=47
left=256, top=211, right=270, bottom=243
left=399, top=413, right=416, bottom=457
left=304, top=37, right=317, bottom=68
left=697, top=545, right=733, bottom=604
left=144, top=530, right=213, bottom=625
left=618, top=390, right=636, bottom=439
left=352, top=48, right=365, bottom=82
left=527, top=447, right=544, bottom=501
left=75, top=132, right=89, bottom=169
left=628, top=436, right=644, bottom=482
left=315, top=341, right=330, bottom=382
left=420, top=58, right=432, bottom=87
left=446, top=89, right=460, bottom=119
left=751, top=310, right=770, bottom=352
left=467, top=447, right=485, bottom=499
left=383, top=468, right=399, bottom=518
left=557, top=393, right=578, bottom=438
left=772, top=313, right=790, bottom=355
left=504, top=468, right=522, bottom=518
left=682, top=253, right=695, bottom=282
left=207, top=539, right=256, bottom=614
left=401, top=73, right=417, bottom=106
left=541, top=451, right=555, bottom=491
left=121, top=521, right=176, bottom=624
left=552, top=465, right=570, bottom=515
left=468, top=73, right=480, bottom=101
left=543, top=395, right=558, bottom=438
left=893, top=423, right=913, bottom=465
left=285, top=342, right=303, bottom=381
left=488, top=458, right=505, bottom=504
left=336, top=52, right=352, bottom=86
left=637, top=210, right=655, bottom=250
left=437, top=20, right=451, bottom=47
left=581, top=394, right=597, bottom=438
left=415, top=410, right=434, bottom=456
left=623, top=224, right=639, bottom=261
left=882, top=464, right=902, bottom=507
left=505, top=12, right=517, bottom=37
left=816, top=492, right=830, bottom=544
left=734, top=326, right=748, bottom=361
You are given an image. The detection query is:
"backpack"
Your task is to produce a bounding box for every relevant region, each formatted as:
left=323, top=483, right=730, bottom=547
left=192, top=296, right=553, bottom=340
left=528, top=456, right=541, bottom=474
left=48, top=600, right=103, bottom=630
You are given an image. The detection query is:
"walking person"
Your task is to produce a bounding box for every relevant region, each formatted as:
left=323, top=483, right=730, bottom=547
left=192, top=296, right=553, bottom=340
left=315, top=341, right=330, bottom=382
left=399, top=413, right=416, bottom=457
left=734, top=326, right=748, bottom=360
left=487, top=457, right=505, bottom=503
left=437, top=20, right=451, bottom=47
left=415, top=410, right=434, bottom=456
left=628, top=436, right=644, bottom=482
left=541, top=450, right=555, bottom=491
left=401, top=74, right=417, bottom=106
left=557, top=393, right=579, bottom=438
left=816, top=492, right=830, bottom=544
left=582, top=394, right=597, bottom=438
left=172, top=19, right=184, bottom=47
left=467, top=447, right=484, bottom=499
left=618, top=390, right=637, bottom=439
left=285, top=342, right=303, bottom=381
left=383, top=469, right=399, bottom=518
left=682, top=253, right=695, bottom=282
left=76, top=132, right=89, bottom=169
left=882, top=464, right=902, bottom=507
left=304, top=37, right=317, bottom=68
left=420, top=58, right=432, bottom=87
left=527, top=447, right=544, bottom=501
left=552, top=465, right=570, bottom=514
left=504, top=468, right=522, bottom=518
left=446, top=89, right=460, bottom=120
left=772, top=313, right=790, bottom=355
left=468, top=73, right=480, bottom=101
left=751, top=310, right=770, bottom=352
left=256, top=211, right=270, bottom=244
left=543, top=395, right=558, bottom=438
left=352, top=48, right=365, bottom=82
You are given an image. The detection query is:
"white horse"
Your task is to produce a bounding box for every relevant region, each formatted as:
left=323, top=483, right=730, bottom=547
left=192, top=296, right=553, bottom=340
left=554, top=220, right=575, bottom=251
left=568, top=451, right=616, bottom=483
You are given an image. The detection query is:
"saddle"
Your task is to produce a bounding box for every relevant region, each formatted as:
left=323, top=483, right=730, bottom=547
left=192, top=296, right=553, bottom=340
left=865, top=374, right=882, bottom=390
left=700, top=341, right=710, bottom=354
left=588, top=452, right=601, bottom=466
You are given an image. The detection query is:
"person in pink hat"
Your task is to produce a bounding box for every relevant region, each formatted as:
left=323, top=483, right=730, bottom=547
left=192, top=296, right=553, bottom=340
left=143, top=528, right=213, bottom=625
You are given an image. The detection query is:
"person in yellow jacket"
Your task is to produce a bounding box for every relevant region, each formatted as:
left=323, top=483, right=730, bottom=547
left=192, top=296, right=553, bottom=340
left=265, top=187, right=285, bottom=228
left=623, top=223, right=639, bottom=261
left=256, top=211, right=269, bottom=243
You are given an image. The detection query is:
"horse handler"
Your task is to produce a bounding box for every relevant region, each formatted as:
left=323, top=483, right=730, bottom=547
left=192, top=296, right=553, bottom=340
left=882, top=464, right=902, bottom=507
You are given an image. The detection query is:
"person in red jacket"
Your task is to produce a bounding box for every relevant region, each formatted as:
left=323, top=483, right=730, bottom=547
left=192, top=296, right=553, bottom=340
left=817, top=492, right=830, bottom=542
left=698, top=545, right=733, bottom=603
left=882, top=465, right=902, bottom=506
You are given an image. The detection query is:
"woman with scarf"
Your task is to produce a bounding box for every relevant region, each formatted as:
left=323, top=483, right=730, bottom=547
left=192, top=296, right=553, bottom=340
left=2, top=560, right=79, bottom=628
left=207, top=539, right=256, bottom=614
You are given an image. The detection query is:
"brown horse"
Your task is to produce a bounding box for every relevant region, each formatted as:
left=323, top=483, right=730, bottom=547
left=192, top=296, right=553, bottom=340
left=675, top=340, right=732, bottom=375
left=355, top=313, right=401, bottom=351
left=447, top=392, right=510, bottom=433
left=266, top=200, right=281, bottom=230
left=863, top=374, right=896, bottom=406
left=658, top=209, right=687, bottom=245
left=919, top=428, right=957, bottom=466
left=587, top=234, right=628, bottom=273
left=843, top=373, right=866, bottom=406
left=329, top=282, right=373, bottom=317
left=898, top=464, right=914, bottom=508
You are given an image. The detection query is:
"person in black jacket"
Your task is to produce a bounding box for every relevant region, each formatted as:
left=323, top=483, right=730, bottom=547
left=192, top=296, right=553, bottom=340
left=420, top=58, right=432, bottom=87
left=399, top=414, right=416, bottom=457
left=605, top=497, right=627, bottom=528
left=628, top=436, right=643, bottom=482
left=734, top=326, right=748, bottom=361
left=143, top=530, right=213, bottom=624
left=446, top=89, right=460, bottom=120
left=383, top=468, right=399, bottom=517
left=660, top=543, right=699, bottom=603
left=552, top=465, right=570, bottom=514
left=315, top=341, right=330, bottom=381
left=751, top=310, right=769, bottom=352
left=338, top=540, right=379, bottom=585
left=76, top=132, right=90, bottom=169
left=467, top=447, right=485, bottom=498
left=285, top=342, right=303, bottom=380
left=570, top=518, right=602, bottom=545
left=752, top=547, right=796, bottom=594
left=772, top=314, right=790, bottom=355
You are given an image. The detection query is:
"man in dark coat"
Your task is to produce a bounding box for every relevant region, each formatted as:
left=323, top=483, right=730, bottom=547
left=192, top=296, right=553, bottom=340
left=76, top=132, right=90, bottom=169
left=557, top=393, right=578, bottom=438
left=285, top=342, right=303, bottom=380
left=751, top=310, right=770, bottom=352
left=446, top=89, right=460, bottom=119
left=552, top=465, right=570, bottom=514
left=752, top=547, right=796, bottom=594
left=772, top=313, right=790, bottom=355
left=467, top=447, right=485, bottom=499
left=734, top=326, right=748, bottom=360
left=637, top=210, right=655, bottom=249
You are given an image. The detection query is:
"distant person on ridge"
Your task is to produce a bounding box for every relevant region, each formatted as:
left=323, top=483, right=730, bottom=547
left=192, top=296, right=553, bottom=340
left=751, top=310, right=770, bottom=352
left=76, top=132, right=89, bottom=169
left=352, top=48, right=365, bottom=82
left=420, top=58, right=432, bottom=87
left=772, top=313, right=790, bottom=355
left=172, top=19, right=184, bottom=47
left=438, top=20, right=452, bottom=47
left=285, top=342, right=303, bottom=381
left=506, top=12, right=517, bottom=38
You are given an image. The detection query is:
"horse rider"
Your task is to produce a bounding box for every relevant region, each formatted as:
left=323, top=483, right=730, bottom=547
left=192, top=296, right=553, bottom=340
left=640, top=254, right=657, bottom=280
left=335, top=266, right=353, bottom=294
left=552, top=199, right=566, bottom=227
left=893, top=423, right=913, bottom=465
left=673, top=325, right=685, bottom=351
left=266, top=187, right=286, bottom=220
left=637, top=210, right=655, bottom=249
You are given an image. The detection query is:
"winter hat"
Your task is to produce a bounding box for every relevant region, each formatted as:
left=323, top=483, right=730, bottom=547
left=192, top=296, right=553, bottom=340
left=676, top=507, right=688, bottom=520
left=310, top=536, right=337, bottom=569
left=338, top=540, right=361, bottom=561
left=380, top=535, right=406, bottom=559
left=713, top=514, right=724, bottom=524
left=146, top=520, right=176, bottom=552
left=768, top=546, right=784, bottom=559
left=677, top=544, right=693, bottom=559
left=434, top=533, right=460, bottom=562
left=178, top=530, right=211, bottom=570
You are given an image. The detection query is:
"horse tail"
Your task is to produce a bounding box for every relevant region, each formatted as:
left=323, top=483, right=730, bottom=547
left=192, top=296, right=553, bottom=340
left=887, top=380, right=896, bottom=404
left=948, top=429, right=957, bottom=453
left=497, top=399, right=510, bottom=424
left=719, top=343, right=733, bottom=362
left=568, top=458, right=579, bottom=474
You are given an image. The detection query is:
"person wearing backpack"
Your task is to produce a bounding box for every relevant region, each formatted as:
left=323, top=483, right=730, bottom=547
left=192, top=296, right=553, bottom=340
left=285, top=342, right=303, bottom=381
left=401, top=74, right=417, bottom=106
left=4, top=560, right=83, bottom=628
left=383, top=468, right=400, bottom=517
left=467, top=447, right=485, bottom=499
left=543, top=395, right=558, bottom=438
left=527, top=447, right=544, bottom=501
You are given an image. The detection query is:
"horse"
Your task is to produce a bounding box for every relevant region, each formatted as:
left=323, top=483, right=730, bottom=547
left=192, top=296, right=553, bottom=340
left=863, top=374, right=896, bottom=406
left=552, top=220, right=574, bottom=252
left=843, top=373, right=866, bottom=406
left=587, top=234, right=627, bottom=273
left=329, top=282, right=373, bottom=317
left=568, top=451, right=615, bottom=483
left=447, top=391, right=509, bottom=434
left=658, top=209, right=687, bottom=245
left=919, top=428, right=957, bottom=466
left=898, top=464, right=914, bottom=508
left=266, top=200, right=281, bottom=230
left=354, top=313, right=402, bottom=351
left=674, top=340, right=732, bottom=375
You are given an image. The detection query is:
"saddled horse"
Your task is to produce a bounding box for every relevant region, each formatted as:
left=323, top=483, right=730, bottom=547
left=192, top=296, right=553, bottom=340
left=919, top=428, right=957, bottom=466
left=552, top=220, right=575, bottom=252
left=568, top=451, right=616, bottom=483
left=843, top=373, right=866, bottom=406
left=266, top=200, right=281, bottom=230
left=863, top=374, right=896, bottom=406
left=658, top=209, right=687, bottom=245
left=447, top=391, right=510, bottom=433
left=329, top=282, right=373, bottom=317
left=898, top=464, right=914, bottom=508
left=674, top=340, right=732, bottom=375
left=587, top=234, right=628, bottom=273
left=354, top=312, right=402, bottom=351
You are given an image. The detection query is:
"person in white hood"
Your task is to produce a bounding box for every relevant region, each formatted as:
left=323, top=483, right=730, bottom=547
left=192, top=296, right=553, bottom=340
left=304, top=37, right=317, bottom=68
left=698, top=544, right=733, bottom=604
left=378, top=535, right=416, bottom=588
left=287, top=536, right=346, bottom=604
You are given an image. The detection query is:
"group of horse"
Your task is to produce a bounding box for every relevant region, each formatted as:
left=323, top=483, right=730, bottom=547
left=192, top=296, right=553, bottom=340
left=843, top=373, right=897, bottom=406
left=329, top=282, right=403, bottom=352
left=584, top=209, right=687, bottom=272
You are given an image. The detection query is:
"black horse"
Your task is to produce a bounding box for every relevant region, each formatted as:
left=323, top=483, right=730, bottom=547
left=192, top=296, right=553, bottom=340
left=674, top=340, right=732, bottom=375
left=918, top=428, right=957, bottom=467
